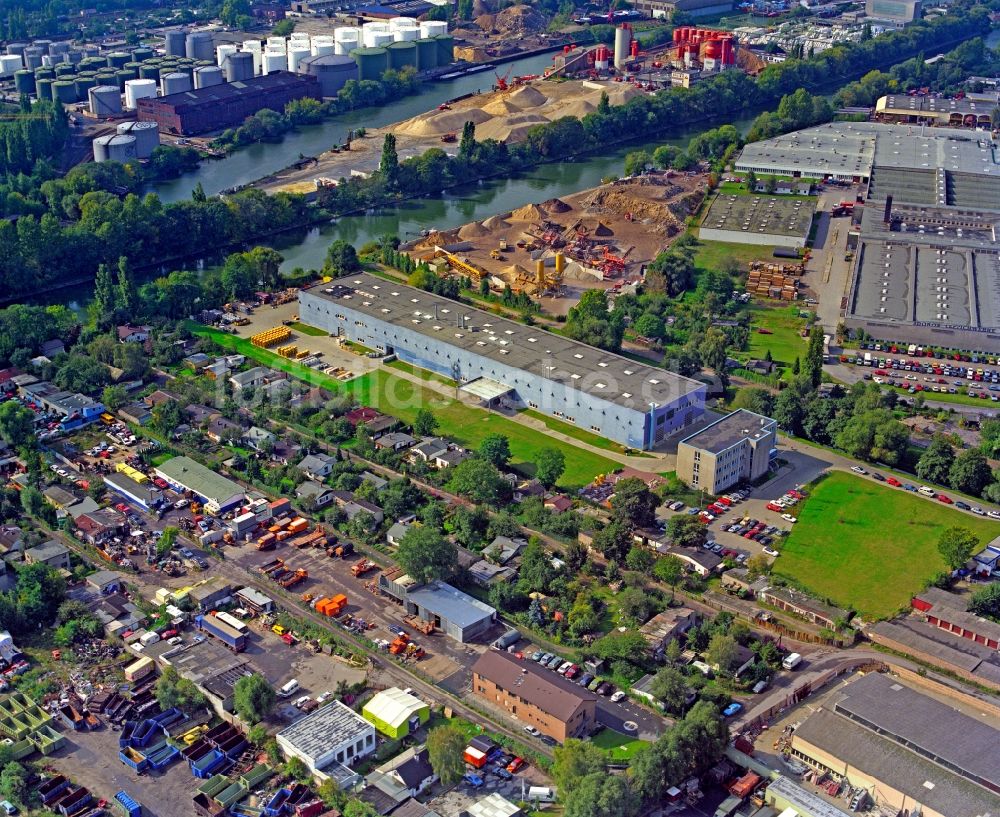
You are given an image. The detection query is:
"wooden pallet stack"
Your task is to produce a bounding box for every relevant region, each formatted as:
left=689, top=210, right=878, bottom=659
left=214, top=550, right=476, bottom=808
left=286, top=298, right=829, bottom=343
left=747, top=262, right=802, bottom=301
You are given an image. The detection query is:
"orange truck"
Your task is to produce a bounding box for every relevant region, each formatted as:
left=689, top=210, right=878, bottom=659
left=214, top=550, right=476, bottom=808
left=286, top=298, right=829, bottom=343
left=287, top=518, right=309, bottom=535
left=280, top=569, right=308, bottom=589
left=351, top=559, right=375, bottom=577
left=315, top=594, right=347, bottom=617
left=276, top=530, right=292, bottom=541
left=256, top=533, right=277, bottom=551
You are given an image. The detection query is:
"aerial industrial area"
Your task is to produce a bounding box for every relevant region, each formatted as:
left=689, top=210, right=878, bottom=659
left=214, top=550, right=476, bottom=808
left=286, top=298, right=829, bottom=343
left=0, top=0, right=999, bottom=816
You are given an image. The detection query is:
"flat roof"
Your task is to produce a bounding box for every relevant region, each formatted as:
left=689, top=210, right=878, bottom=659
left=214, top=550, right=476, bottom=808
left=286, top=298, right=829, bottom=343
left=679, top=409, right=776, bottom=454
left=764, top=775, right=853, bottom=817
left=154, top=456, right=244, bottom=506
left=466, top=794, right=521, bottom=817
left=139, top=71, right=318, bottom=110
left=277, top=701, right=372, bottom=761
left=405, top=581, right=495, bottom=628
left=472, top=650, right=597, bottom=721
left=877, top=93, right=1000, bottom=119
left=363, top=687, right=427, bottom=728
left=303, top=274, right=705, bottom=412
left=701, top=194, right=813, bottom=238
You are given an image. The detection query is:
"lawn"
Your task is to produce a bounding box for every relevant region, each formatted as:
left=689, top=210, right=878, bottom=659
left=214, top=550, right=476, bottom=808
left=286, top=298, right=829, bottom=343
left=775, top=472, right=1000, bottom=619
left=746, top=304, right=808, bottom=368
left=289, top=321, right=328, bottom=337
left=693, top=237, right=786, bottom=275
left=521, top=409, right=630, bottom=455
left=591, top=728, right=649, bottom=762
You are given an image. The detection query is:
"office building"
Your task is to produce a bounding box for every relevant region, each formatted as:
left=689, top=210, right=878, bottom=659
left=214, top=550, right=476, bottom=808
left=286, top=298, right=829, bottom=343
left=676, top=409, right=777, bottom=493
left=277, top=701, right=376, bottom=776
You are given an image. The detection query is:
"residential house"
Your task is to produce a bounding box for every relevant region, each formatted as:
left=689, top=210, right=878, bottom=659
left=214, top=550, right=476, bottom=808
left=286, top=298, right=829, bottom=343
left=361, top=471, right=388, bottom=490
left=297, top=453, right=336, bottom=480
left=433, top=448, right=470, bottom=469
left=639, top=607, right=700, bottom=654
left=229, top=366, right=273, bottom=392
left=42, top=485, right=80, bottom=514
left=375, top=747, right=436, bottom=798
left=375, top=432, right=417, bottom=452
left=720, top=568, right=770, bottom=596
left=206, top=416, right=243, bottom=443
left=544, top=495, right=573, bottom=513
left=408, top=438, right=449, bottom=464
left=759, top=587, right=850, bottom=630
left=119, top=402, right=152, bottom=425
left=117, top=325, right=151, bottom=344
left=40, top=338, right=65, bottom=357
left=24, top=540, right=72, bottom=571
left=469, top=561, right=517, bottom=587
left=296, top=480, right=336, bottom=508
left=145, top=389, right=180, bottom=407
left=204, top=360, right=231, bottom=380
left=243, top=426, right=276, bottom=451
left=386, top=521, right=412, bottom=547
left=344, top=497, right=384, bottom=527
left=75, top=510, right=126, bottom=546
left=486, top=536, right=526, bottom=565
left=68, top=497, right=100, bottom=520
left=345, top=408, right=398, bottom=437
left=973, top=537, right=1000, bottom=577
left=0, top=526, right=24, bottom=556
left=269, top=438, right=299, bottom=465
left=655, top=544, right=722, bottom=576
left=185, top=353, right=211, bottom=371
left=513, top=480, right=544, bottom=502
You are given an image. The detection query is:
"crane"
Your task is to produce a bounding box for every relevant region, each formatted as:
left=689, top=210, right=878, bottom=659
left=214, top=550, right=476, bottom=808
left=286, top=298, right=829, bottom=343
left=494, top=65, right=513, bottom=91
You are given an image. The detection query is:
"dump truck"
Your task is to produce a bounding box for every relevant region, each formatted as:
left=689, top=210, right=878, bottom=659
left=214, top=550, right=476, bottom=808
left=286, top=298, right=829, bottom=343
left=287, top=518, right=309, bottom=535
left=327, top=542, right=354, bottom=558
left=351, top=559, right=375, bottom=577
left=279, top=569, right=308, bottom=589
left=256, top=533, right=277, bottom=551
left=259, top=558, right=284, bottom=575
left=389, top=634, right=410, bottom=654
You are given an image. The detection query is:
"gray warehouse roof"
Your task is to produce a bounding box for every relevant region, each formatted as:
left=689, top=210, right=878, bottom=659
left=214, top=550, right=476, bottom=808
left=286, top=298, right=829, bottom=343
left=405, top=581, right=495, bottom=628
left=679, top=409, right=775, bottom=454
left=304, top=274, right=704, bottom=412
left=277, top=701, right=371, bottom=761
left=701, top=194, right=813, bottom=238
left=155, top=456, right=244, bottom=506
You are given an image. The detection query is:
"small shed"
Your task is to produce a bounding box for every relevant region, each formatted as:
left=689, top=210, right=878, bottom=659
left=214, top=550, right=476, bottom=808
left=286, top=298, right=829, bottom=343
left=362, top=688, right=429, bottom=739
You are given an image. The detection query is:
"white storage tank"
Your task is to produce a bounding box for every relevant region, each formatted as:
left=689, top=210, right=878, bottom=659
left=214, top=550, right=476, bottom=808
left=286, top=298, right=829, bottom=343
left=393, top=27, right=419, bottom=42
left=262, top=50, right=286, bottom=75
left=161, top=71, right=192, bottom=95
left=287, top=45, right=310, bottom=73
left=311, top=36, right=335, bottom=57
left=366, top=31, right=394, bottom=48
left=93, top=133, right=137, bottom=163
left=419, top=21, right=448, bottom=38
left=193, top=65, right=224, bottom=88
left=88, top=85, right=122, bottom=116
left=266, top=36, right=287, bottom=51
left=242, top=39, right=263, bottom=74
left=216, top=43, right=238, bottom=67
left=124, top=78, right=157, bottom=109
left=0, top=55, right=22, bottom=77
left=334, top=28, right=360, bottom=55
left=117, top=121, right=160, bottom=158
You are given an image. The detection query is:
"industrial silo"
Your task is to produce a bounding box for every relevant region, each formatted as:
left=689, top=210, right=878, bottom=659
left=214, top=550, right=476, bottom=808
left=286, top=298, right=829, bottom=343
left=262, top=50, right=286, bottom=75
left=117, top=121, right=159, bottom=158
left=165, top=30, right=186, bottom=57
left=88, top=85, right=121, bottom=115
left=161, top=72, right=191, bottom=95
left=216, top=43, right=238, bottom=67
left=394, top=27, right=419, bottom=42
left=193, top=65, right=224, bottom=88
left=52, top=80, right=79, bottom=104
left=266, top=36, right=287, bottom=51
left=289, top=32, right=311, bottom=50
left=299, top=54, right=358, bottom=97
left=124, top=78, right=157, bottom=109
left=242, top=39, right=262, bottom=74
left=225, top=51, right=254, bottom=81
left=434, top=34, right=454, bottom=66
left=121, top=62, right=141, bottom=77
left=614, top=24, right=630, bottom=70
left=350, top=47, right=388, bottom=82
left=311, top=36, right=335, bottom=57
left=5, top=43, right=28, bottom=58
left=93, top=134, right=137, bottom=163
left=23, top=47, right=44, bottom=69
left=34, top=77, right=53, bottom=100
left=185, top=31, right=214, bottom=61
left=334, top=28, right=360, bottom=55
left=287, top=44, right=310, bottom=73
left=34, top=39, right=52, bottom=54
left=139, top=62, right=161, bottom=80
left=94, top=70, right=118, bottom=87
left=106, top=51, right=130, bottom=68
left=386, top=41, right=416, bottom=71
left=414, top=38, right=437, bottom=72
left=74, top=75, right=96, bottom=99
left=67, top=50, right=83, bottom=64
left=79, top=56, right=105, bottom=72
left=54, top=62, right=76, bottom=77
left=0, top=55, right=23, bottom=77
left=13, top=70, right=33, bottom=95
left=131, top=46, right=154, bottom=63
left=113, top=70, right=133, bottom=90
left=420, top=21, right=448, bottom=38
left=49, top=41, right=70, bottom=55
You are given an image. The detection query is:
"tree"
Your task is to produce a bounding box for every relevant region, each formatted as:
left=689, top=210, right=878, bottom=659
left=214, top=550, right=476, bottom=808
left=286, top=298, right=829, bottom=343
left=745, top=553, right=771, bottom=579
left=397, top=526, right=456, bottom=583
left=625, top=545, right=654, bottom=573
left=731, top=387, right=774, bottom=416
left=477, top=433, right=511, bottom=468
left=151, top=399, right=182, bottom=437
left=969, top=583, right=1000, bottom=620
left=949, top=448, right=993, bottom=496
left=563, top=772, right=638, bottom=817
left=412, top=408, right=438, bottom=437
left=624, top=150, right=651, bottom=176
left=518, top=537, right=554, bottom=593
left=804, top=325, right=824, bottom=388
left=324, top=240, right=359, bottom=276
left=592, top=629, right=648, bottom=663
left=458, top=120, right=476, bottom=160
left=564, top=289, right=623, bottom=351
left=0, top=762, right=26, bottom=806
left=426, top=724, right=466, bottom=786
left=379, top=133, right=399, bottom=189
left=610, top=478, right=658, bottom=529
left=222, top=252, right=258, bottom=300
left=667, top=515, right=707, bottom=549
left=706, top=632, right=740, bottom=675
left=285, top=756, right=312, bottom=782
left=653, top=555, right=684, bottom=601
left=0, top=401, right=34, bottom=449
left=551, top=739, right=607, bottom=792
left=233, top=673, right=276, bottom=724
left=155, top=666, right=207, bottom=711
left=116, top=255, right=138, bottom=321
left=220, top=0, right=251, bottom=25
left=593, top=519, right=632, bottom=562
left=917, top=434, right=955, bottom=485
left=650, top=666, right=688, bottom=714
left=447, top=458, right=511, bottom=505
left=699, top=328, right=729, bottom=387
left=936, top=526, right=980, bottom=572
left=93, top=262, right=116, bottom=330
left=101, top=384, right=127, bottom=411
left=535, top=447, right=565, bottom=488
left=157, top=526, right=179, bottom=557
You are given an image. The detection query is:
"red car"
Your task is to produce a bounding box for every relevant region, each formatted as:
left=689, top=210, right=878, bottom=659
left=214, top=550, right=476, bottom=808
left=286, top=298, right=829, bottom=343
left=937, top=494, right=953, bottom=504
left=507, top=757, right=526, bottom=774
left=115, top=503, right=129, bottom=513
left=886, top=477, right=902, bottom=487
left=153, top=477, right=168, bottom=489
left=788, top=489, right=805, bottom=499
left=766, top=502, right=783, bottom=512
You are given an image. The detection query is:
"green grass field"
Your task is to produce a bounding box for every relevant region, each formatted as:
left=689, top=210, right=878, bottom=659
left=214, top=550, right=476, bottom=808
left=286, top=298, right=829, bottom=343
left=521, top=409, right=631, bottom=454
left=746, top=304, right=807, bottom=368
left=289, top=321, right=327, bottom=337
left=776, top=472, right=1000, bottom=619
left=693, top=238, right=781, bottom=275
left=591, top=728, right=649, bottom=762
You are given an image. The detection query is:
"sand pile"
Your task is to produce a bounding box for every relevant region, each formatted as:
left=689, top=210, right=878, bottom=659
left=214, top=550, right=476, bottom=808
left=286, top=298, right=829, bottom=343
left=491, top=4, right=547, bottom=35
left=541, top=197, right=571, bottom=213
left=586, top=188, right=677, bottom=223
left=510, top=203, right=545, bottom=222
left=475, top=114, right=548, bottom=142
left=397, top=107, right=491, bottom=137
left=481, top=98, right=523, bottom=116
left=551, top=99, right=597, bottom=119
left=669, top=191, right=706, bottom=220
left=474, top=13, right=496, bottom=31
left=458, top=221, right=492, bottom=239
left=508, top=84, right=548, bottom=107
left=501, top=263, right=531, bottom=280
left=481, top=214, right=511, bottom=230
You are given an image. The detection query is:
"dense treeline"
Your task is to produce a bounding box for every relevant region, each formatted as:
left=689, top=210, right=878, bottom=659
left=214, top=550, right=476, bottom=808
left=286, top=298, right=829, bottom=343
left=0, top=98, right=68, bottom=177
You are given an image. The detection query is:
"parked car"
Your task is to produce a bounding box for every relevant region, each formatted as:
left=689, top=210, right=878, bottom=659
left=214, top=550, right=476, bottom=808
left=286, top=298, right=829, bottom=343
left=546, top=655, right=562, bottom=669
left=955, top=501, right=971, bottom=510
left=577, top=673, right=595, bottom=687
left=463, top=773, right=484, bottom=788
left=494, top=767, right=513, bottom=780
left=596, top=682, right=613, bottom=695
left=763, top=547, right=780, bottom=557
left=937, top=494, right=953, bottom=504
left=850, top=466, right=867, bottom=474
left=506, top=757, right=526, bottom=774
left=540, top=736, right=557, bottom=747
left=886, top=477, right=902, bottom=487
left=610, top=690, right=626, bottom=702
left=722, top=702, right=743, bottom=717
left=557, top=661, right=572, bottom=675
left=523, top=726, right=540, bottom=737
left=871, top=473, right=886, bottom=482
left=781, top=514, right=797, bottom=523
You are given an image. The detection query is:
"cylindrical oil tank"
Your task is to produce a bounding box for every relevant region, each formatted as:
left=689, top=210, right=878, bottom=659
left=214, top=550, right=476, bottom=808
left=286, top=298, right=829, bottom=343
left=24, top=48, right=43, bottom=69
left=216, top=43, right=238, bottom=67
left=0, top=55, right=23, bottom=77
left=287, top=45, right=310, bottom=73
left=41, top=54, right=60, bottom=67
left=106, top=51, right=130, bottom=68
left=266, top=36, right=286, bottom=51
left=351, top=47, right=388, bottom=81
left=34, top=67, right=54, bottom=80
left=389, top=17, right=415, bottom=29
left=114, top=70, right=133, bottom=89
left=94, top=70, right=118, bottom=86
left=299, top=54, right=358, bottom=97
left=419, top=20, right=448, bottom=38
left=311, top=36, right=335, bottom=57
left=52, top=79, right=78, bottom=104
left=120, top=62, right=140, bottom=77
left=414, top=38, right=437, bottom=71
left=393, top=27, right=419, bottom=42
left=13, top=70, right=33, bottom=94
left=367, top=31, right=394, bottom=49
left=79, top=56, right=105, bottom=71
left=613, top=25, right=630, bottom=69
left=67, top=50, right=83, bottom=64
left=117, top=121, right=159, bottom=158
left=386, top=41, right=416, bottom=71
left=93, top=134, right=137, bottom=163
left=334, top=28, right=360, bottom=55
left=289, top=32, right=311, bottom=48
left=124, top=78, right=157, bottom=109
left=34, top=77, right=53, bottom=100
left=262, top=50, right=286, bottom=75
left=165, top=30, right=187, bottom=57
left=185, top=31, right=214, bottom=61
left=88, top=84, right=121, bottom=115
left=131, top=46, right=153, bottom=62
left=434, top=34, right=453, bottom=65
left=49, top=41, right=70, bottom=55
left=6, top=43, right=28, bottom=58
left=34, top=39, right=52, bottom=54
left=161, top=72, right=191, bottom=95
left=74, top=75, right=96, bottom=98
left=225, top=51, right=254, bottom=81
left=55, top=63, right=76, bottom=77
left=81, top=45, right=100, bottom=57
left=139, top=63, right=161, bottom=80
left=193, top=65, right=224, bottom=88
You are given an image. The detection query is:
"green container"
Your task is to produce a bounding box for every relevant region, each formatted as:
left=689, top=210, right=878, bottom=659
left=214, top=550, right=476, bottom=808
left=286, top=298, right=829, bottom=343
left=95, top=70, right=117, bottom=84
left=414, top=38, right=437, bottom=72
left=131, top=47, right=154, bottom=62
left=54, top=63, right=75, bottom=77
left=14, top=70, right=34, bottom=95
left=74, top=76, right=96, bottom=97
left=114, top=70, right=133, bottom=89
left=386, top=41, right=416, bottom=71
left=106, top=51, right=130, bottom=68
left=52, top=80, right=78, bottom=103
left=79, top=57, right=105, bottom=71
left=34, top=77, right=53, bottom=100
left=34, top=68, right=55, bottom=81
left=139, top=64, right=161, bottom=79
left=435, top=34, right=453, bottom=66
left=350, top=47, right=388, bottom=82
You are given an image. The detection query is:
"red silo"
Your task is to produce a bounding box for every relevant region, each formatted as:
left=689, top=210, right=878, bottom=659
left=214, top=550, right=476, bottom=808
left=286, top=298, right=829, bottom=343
left=673, top=27, right=683, bottom=44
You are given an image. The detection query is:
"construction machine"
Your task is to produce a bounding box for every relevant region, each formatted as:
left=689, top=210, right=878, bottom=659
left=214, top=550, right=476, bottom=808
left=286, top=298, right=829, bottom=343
left=351, top=559, right=376, bottom=577
left=434, top=247, right=486, bottom=282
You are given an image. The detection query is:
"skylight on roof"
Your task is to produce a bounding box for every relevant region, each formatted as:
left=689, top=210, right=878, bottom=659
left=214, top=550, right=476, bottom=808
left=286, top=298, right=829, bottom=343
left=574, top=354, right=583, bottom=359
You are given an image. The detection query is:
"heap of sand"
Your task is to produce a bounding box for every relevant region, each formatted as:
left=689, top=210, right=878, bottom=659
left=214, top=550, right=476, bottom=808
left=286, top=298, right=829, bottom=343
left=508, top=85, right=548, bottom=107
left=397, top=108, right=492, bottom=137
left=458, top=221, right=492, bottom=239
left=510, top=203, right=545, bottom=221
left=542, top=197, right=572, bottom=213
left=481, top=214, right=512, bottom=230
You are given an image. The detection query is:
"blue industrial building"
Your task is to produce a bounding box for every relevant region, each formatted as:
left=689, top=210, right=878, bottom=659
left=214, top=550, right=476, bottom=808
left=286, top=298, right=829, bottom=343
left=299, top=275, right=706, bottom=450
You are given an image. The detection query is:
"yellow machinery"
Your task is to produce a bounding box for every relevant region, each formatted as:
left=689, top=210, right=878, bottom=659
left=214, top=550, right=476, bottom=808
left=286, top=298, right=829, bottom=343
left=251, top=326, right=291, bottom=348
left=433, top=246, right=486, bottom=282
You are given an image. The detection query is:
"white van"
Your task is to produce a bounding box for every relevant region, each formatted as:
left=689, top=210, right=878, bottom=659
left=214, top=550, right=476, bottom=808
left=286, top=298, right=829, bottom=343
left=278, top=679, right=300, bottom=698
left=782, top=652, right=802, bottom=671
left=139, top=631, right=161, bottom=647
left=527, top=787, right=556, bottom=803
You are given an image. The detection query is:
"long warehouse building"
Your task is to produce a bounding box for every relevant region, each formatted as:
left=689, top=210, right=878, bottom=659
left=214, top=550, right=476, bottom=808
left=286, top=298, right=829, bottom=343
left=299, top=274, right=706, bottom=450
